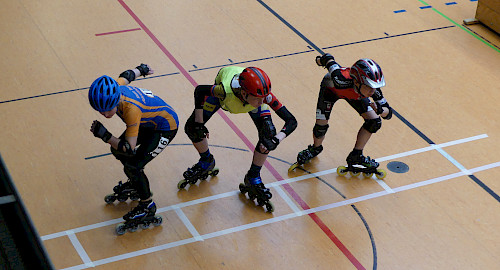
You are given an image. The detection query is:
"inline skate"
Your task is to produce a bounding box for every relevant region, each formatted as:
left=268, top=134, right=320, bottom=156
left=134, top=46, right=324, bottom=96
left=288, top=145, right=323, bottom=172
left=337, top=152, right=386, bottom=179
left=178, top=155, right=219, bottom=189
left=239, top=174, right=274, bottom=212
left=115, top=200, right=162, bottom=235
left=104, top=180, right=139, bottom=204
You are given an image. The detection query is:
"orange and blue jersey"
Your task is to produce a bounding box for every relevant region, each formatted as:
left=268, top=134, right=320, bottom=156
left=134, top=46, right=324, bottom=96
left=117, top=85, right=179, bottom=137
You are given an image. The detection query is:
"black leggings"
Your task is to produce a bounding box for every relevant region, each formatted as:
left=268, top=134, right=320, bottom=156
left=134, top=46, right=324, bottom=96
left=111, top=128, right=177, bottom=200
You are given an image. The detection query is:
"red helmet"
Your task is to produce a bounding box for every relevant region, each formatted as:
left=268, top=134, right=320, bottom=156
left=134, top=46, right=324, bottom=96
left=350, top=59, right=385, bottom=88
left=239, top=67, right=271, bottom=97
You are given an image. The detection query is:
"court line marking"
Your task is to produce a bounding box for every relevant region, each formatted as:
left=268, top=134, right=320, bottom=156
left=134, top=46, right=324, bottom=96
left=42, top=133, right=487, bottom=241
left=417, top=0, right=500, bottom=53
left=60, top=159, right=500, bottom=270
left=95, top=28, right=141, bottom=36
left=172, top=206, right=203, bottom=242
left=273, top=185, right=303, bottom=216
left=66, top=231, right=94, bottom=268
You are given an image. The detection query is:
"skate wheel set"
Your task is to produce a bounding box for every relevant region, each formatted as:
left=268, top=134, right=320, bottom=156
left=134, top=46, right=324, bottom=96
left=238, top=183, right=275, bottom=213
left=177, top=167, right=219, bottom=189
left=336, top=166, right=387, bottom=180
left=104, top=192, right=139, bottom=204
left=115, top=215, right=163, bottom=235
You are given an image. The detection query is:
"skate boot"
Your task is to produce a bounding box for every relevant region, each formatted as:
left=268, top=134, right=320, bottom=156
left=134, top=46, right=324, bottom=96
left=239, top=174, right=274, bottom=212
left=178, top=155, right=219, bottom=189
left=104, top=180, right=139, bottom=204
left=337, top=152, right=386, bottom=179
left=289, top=145, right=323, bottom=171
left=115, top=200, right=163, bottom=235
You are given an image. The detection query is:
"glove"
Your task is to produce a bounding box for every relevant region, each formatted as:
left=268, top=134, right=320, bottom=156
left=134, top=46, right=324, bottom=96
left=136, top=63, right=150, bottom=77
left=193, top=122, right=209, bottom=139
left=91, top=120, right=112, bottom=143
left=315, top=53, right=335, bottom=67
left=261, top=136, right=280, bottom=151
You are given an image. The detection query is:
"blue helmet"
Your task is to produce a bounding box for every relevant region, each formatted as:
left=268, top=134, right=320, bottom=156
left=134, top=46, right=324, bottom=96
left=88, top=75, right=121, bottom=112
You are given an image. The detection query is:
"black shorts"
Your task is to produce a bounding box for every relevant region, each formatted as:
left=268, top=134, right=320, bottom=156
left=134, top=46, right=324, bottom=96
left=315, top=86, right=371, bottom=120
left=112, top=128, right=177, bottom=169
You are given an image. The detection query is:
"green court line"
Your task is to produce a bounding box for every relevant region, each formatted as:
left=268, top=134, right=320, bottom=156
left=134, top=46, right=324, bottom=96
left=418, top=0, right=500, bottom=53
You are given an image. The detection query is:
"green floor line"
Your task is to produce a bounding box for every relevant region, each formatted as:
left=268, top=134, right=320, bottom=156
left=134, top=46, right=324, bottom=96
left=418, top=0, right=500, bottom=53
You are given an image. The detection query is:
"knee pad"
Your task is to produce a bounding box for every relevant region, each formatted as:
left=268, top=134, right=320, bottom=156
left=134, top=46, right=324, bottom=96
left=255, top=141, right=270, bottom=154
left=313, top=124, right=329, bottom=138
left=184, top=119, right=206, bottom=143
left=362, top=118, right=382, bottom=133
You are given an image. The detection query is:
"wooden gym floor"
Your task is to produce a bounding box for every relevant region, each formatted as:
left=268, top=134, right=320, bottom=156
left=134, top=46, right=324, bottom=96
left=1, top=0, right=499, bottom=269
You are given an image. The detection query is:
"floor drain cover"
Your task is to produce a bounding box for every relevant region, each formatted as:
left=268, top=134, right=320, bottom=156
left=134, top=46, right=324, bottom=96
left=387, top=161, right=409, bottom=173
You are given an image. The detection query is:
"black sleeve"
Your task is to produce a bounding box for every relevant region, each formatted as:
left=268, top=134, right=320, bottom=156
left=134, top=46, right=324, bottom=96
left=194, top=85, right=213, bottom=109
left=275, top=106, right=297, bottom=137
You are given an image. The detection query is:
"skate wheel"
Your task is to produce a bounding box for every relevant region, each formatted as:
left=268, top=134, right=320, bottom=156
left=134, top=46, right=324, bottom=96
left=153, top=216, right=163, bottom=226
left=129, top=192, right=139, bottom=201
left=117, top=194, right=129, bottom=202
left=177, top=179, right=188, bottom=189
left=128, top=225, right=138, bottom=233
left=239, top=183, right=247, bottom=194
left=257, top=198, right=264, bottom=206
left=288, top=163, right=299, bottom=172
left=375, top=169, right=387, bottom=180
left=363, top=172, right=374, bottom=178
left=115, top=223, right=127, bottom=235
left=104, top=194, right=116, bottom=204
left=337, top=166, right=348, bottom=176
left=265, top=201, right=275, bottom=213
left=349, top=171, right=361, bottom=177
left=140, top=223, right=150, bottom=230
left=209, top=168, right=219, bottom=176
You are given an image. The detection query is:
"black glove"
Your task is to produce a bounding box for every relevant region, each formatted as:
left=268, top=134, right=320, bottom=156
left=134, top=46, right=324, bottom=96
left=261, top=136, right=280, bottom=151
left=193, top=122, right=209, bottom=139
left=136, top=63, right=150, bottom=77
left=91, top=120, right=112, bottom=142
left=315, top=53, right=335, bottom=67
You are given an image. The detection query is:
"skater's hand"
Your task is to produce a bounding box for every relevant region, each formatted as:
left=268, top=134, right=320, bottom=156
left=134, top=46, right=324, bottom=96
left=91, top=120, right=112, bottom=143
left=316, top=53, right=335, bottom=67
left=260, top=136, right=280, bottom=152
left=136, top=63, right=154, bottom=77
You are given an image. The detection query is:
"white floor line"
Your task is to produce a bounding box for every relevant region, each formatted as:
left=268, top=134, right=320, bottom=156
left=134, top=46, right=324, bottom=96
left=432, top=144, right=472, bottom=175
left=66, top=230, right=94, bottom=268
left=61, top=160, right=500, bottom=270
left=376, top=134, right=488, bottom=163
left=42, top=134, right=489, bottom=241
left=374, top=179, right=394, bottom=193
left=173, top=206, right=203, bottom=241
left=272, top=185, right=302, bottom=216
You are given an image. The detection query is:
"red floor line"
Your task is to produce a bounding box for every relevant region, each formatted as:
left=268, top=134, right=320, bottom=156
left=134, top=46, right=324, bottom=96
left=95, top=28, right=141, bottom=36
left=117, top=1, right=365, bottom=268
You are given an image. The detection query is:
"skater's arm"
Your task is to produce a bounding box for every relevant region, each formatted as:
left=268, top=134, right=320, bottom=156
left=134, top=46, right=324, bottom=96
left=194, top=84, right=225, bottom=123
left=263, top=93, right=297, bottom=140
left=274, top=106, right=297, bottom=141
left=117, top=64, right=154, bottom=86
left=371, top=88, right=393, bottom=120
left=90, top=121, right=137, bottom=154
